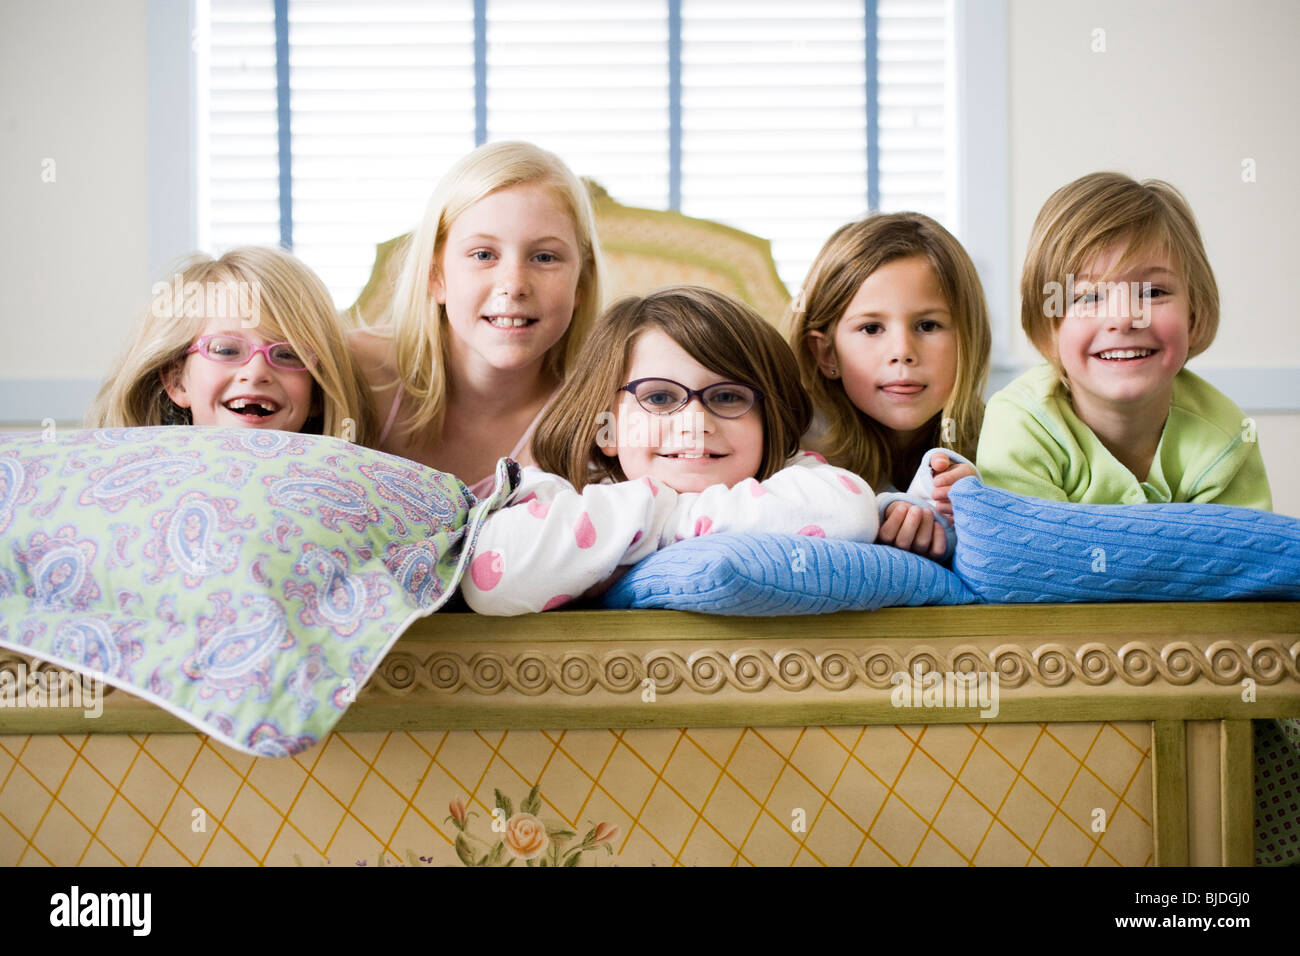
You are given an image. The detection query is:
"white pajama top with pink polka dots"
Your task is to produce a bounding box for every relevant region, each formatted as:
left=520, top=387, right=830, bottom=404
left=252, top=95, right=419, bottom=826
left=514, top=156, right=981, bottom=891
left=463, top=451, right=880, bottom=616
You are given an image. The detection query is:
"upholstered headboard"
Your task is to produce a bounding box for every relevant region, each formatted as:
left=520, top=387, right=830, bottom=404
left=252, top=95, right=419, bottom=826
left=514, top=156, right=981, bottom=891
left=344, top=180, right=792, bottom=327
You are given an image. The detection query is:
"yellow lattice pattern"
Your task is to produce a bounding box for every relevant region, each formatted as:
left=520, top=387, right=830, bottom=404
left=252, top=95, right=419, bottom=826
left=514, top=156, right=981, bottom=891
left=0, top=722, right=1151, bottom=866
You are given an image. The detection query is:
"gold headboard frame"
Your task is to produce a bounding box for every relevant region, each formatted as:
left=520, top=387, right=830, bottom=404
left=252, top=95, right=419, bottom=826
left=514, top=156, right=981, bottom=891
left=583, top=180, right=792, bottom=323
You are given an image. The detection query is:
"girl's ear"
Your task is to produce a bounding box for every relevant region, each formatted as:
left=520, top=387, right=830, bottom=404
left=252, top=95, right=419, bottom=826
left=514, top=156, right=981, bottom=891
left=161, top=362, right=190, bottom=409
left=806, top=331, right=840, bottom=379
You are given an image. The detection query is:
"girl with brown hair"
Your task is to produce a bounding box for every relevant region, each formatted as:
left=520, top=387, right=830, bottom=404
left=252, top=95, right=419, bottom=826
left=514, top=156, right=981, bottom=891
left=463, top=286, right=880, bottom=615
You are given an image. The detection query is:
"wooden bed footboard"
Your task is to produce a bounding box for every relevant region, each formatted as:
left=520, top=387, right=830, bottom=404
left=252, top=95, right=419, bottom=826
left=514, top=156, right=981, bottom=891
left=3, top=603, right=1297, bottom=867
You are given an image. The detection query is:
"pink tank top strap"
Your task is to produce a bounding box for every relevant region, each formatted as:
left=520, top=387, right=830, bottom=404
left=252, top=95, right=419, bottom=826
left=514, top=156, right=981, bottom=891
left=376, top=387, right=404, bottom=444
left=507, top=395, right=552, bottom=460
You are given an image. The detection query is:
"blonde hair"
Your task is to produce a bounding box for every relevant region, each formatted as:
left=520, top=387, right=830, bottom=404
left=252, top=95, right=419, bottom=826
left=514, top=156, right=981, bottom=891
left=382, top=141, right=603, bottom=438
left=533, top=286, right=811, bottom=490
left=1021, top=171, right=1220, bottom=374
left=87, top=246, right=377, bottom=444
left=784, top=213, right=990, bottom=489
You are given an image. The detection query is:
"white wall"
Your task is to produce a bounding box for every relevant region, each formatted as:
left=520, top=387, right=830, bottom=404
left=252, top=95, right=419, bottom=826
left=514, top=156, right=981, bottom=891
left=0, top=0, right=151, bottom=387
left=1008, top=0, right=1300, bottom=515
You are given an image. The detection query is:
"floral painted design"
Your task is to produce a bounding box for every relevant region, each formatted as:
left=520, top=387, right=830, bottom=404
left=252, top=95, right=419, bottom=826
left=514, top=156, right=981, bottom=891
left=448, top=786, right=619, bottom=867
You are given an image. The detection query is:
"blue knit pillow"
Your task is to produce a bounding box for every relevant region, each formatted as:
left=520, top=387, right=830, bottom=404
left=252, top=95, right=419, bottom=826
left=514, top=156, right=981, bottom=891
left=949, top=477, right=1300, bottom=603
left=601, top=532, right=975, bottom=615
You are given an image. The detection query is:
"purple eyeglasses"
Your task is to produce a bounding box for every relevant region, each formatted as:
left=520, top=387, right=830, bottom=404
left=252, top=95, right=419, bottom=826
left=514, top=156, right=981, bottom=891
left=619, top=377, right=762, bottom=419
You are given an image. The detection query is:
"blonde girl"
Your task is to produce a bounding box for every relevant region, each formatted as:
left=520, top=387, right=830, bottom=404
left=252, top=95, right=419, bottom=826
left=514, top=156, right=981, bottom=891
left=349, top=141, right=603, bottom=497
left=786, top=213, right=992, bottom=559
left=463, top=286, right=879, bottom=615
left=88, top=246, right=375, bottom=443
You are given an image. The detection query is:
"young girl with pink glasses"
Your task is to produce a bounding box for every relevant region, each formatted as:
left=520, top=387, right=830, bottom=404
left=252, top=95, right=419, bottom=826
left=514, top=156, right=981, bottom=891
left=88, top=246, right=375, bottom=443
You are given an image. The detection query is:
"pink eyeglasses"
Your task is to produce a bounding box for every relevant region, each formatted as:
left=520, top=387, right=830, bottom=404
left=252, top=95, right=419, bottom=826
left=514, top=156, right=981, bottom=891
left=186, top=334, right=317, bottom=371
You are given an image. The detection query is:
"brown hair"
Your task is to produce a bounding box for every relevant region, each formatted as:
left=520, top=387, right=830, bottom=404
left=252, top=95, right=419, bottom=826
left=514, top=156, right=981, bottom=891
left=1021, top=171, right=1219, bottom=374
left=533, top=286, right=811, bottom=489
left=784, top=212, right=990, bottom=489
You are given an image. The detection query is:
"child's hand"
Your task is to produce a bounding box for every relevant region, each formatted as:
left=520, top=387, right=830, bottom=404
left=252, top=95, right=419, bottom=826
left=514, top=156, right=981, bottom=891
left=878, top=501, right=947, bottom=560
left=929, top=453, right=977, bottom=520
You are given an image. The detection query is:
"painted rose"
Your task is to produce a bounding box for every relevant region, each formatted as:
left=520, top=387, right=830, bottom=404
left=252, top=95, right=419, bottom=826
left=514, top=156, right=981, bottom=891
left=593, top=822, right=619, bottom=844
left=448, top=797, right=468, bottom=829
left=504, top=812, right=549, bottom=859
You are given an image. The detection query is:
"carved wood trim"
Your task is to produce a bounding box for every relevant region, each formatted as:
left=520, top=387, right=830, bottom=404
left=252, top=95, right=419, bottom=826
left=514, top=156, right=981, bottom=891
left=366, top=637, right=1300, bottom=697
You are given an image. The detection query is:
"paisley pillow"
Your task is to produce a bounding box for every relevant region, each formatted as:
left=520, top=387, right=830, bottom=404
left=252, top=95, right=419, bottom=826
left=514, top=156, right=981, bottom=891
left=0, top=426, right=515, bottom=756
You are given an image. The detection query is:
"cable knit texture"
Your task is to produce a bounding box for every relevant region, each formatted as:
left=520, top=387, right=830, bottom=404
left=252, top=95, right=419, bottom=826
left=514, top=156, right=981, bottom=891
left=601, top=532, right=975, bottom=614
left=948, top=476, right=1300, bottom=602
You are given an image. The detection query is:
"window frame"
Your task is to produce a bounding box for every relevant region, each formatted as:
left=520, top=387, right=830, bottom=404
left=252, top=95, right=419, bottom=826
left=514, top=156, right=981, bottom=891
left=150, top=0, right=1013, bottom=359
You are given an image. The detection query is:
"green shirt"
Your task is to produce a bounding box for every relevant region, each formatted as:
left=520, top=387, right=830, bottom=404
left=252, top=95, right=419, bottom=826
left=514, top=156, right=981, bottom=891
left=976, top=365, right=1272, bottom=510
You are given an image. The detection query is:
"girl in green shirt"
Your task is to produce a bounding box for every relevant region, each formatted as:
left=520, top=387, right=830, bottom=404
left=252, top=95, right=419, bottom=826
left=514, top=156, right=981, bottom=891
left=979, top=171, right=1285, bottom=866
left=978, top=172, right=1269, bottom=510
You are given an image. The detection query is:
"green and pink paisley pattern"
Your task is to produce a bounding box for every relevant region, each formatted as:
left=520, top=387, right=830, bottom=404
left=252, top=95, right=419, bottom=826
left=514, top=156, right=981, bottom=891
left=0, top=426, right=516, bottom=757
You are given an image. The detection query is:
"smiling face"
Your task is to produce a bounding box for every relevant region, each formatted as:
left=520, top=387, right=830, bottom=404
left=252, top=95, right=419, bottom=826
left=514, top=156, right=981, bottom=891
left=164, top=313, right=318, bottom=430
left=1055, top=242, right=1190, bottom=416
left=433, top=181, right=582, bottom=379
left=810, top=255, right=958, bottom=446
left=601, top=328, right=765, bottom=493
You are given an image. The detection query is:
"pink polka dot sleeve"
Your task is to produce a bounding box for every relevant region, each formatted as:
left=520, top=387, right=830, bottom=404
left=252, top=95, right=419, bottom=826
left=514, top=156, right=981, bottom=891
left=462, top=467, right=677, bottom=616
left=660, top=453, right=879, bottom=547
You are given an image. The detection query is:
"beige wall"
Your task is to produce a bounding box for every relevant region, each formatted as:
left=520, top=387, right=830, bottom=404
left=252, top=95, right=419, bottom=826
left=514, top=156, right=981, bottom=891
left=1009, top=0, right=1300, bottom=366
left=0, top=0, right=150, bottom=381
left=1257, top=416, right=1299, bottom=517
left=1009, top=0, right=1300, bottom=516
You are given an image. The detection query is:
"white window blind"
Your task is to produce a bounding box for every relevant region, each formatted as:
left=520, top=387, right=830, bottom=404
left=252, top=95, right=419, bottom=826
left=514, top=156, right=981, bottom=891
left=486, top=0, right=669, bottom=210
left=200, top=0, right=954, bottom=307
left=680, top=2, right=868, bottom=291
left=681, top=0, right=951, bottom=289
left=204, top=0, right=280, bottom=252
left=877, top=0, right=950, bottom=221
left=288, top=0, right=477, bottom=302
